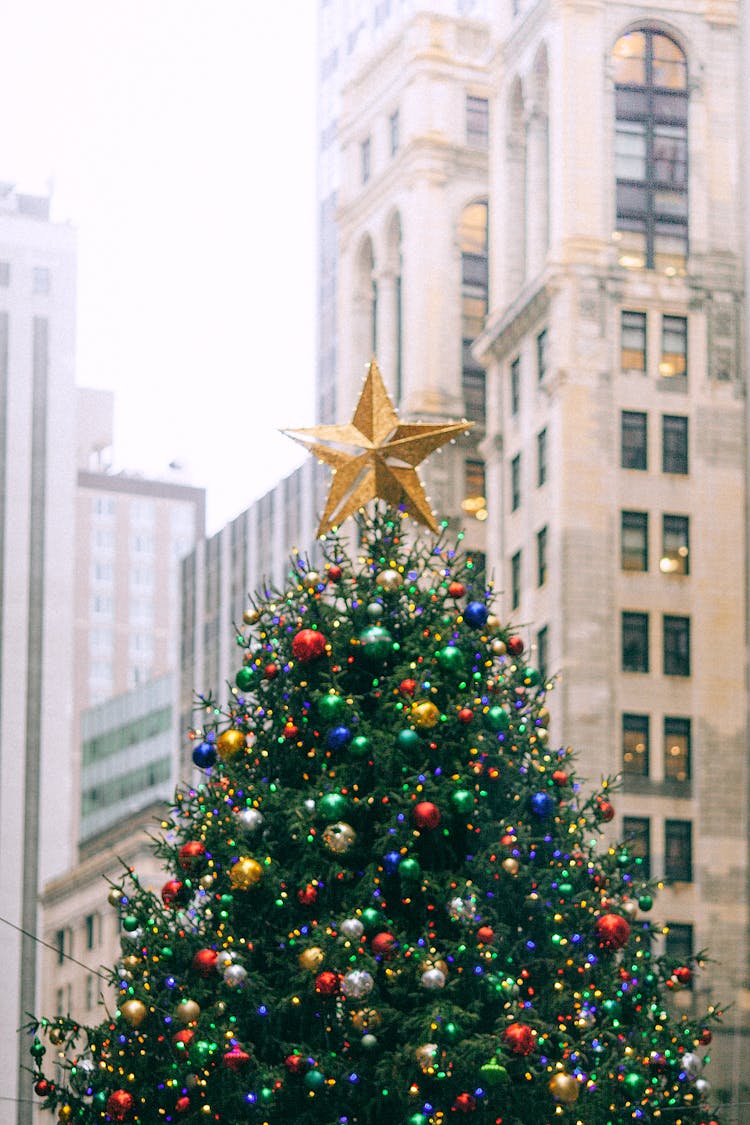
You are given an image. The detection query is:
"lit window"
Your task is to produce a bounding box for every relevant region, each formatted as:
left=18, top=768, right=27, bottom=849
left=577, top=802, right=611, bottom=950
left=663, top=614, right=690, bottom=676
left=466, top=95, right=489, bottom=147
left=537, top=428, right=547, bottom=486
left=661, top=514, right=689, bottom=574
left=510, top=453, right=521, bottom=511
left=510, top=357, right=520, bottom=415
left=511, top=550, right=521, bottom=611
left=622, top=611, right=649, bottom=672
left=623, top=816, right=651, bottom=877
left=621, top=310, right=647, bottom=370
left=665, top=819, right=692, bottom=882
left=664, top=716, right=690, bottom=782
left=621, top=510, right=648, bottom=571
left=621, top=411, right=648, bottom=469
left=462, top=459, right=487, bottom=521
left=536, top=525, right=548, bottom=586
left=622, top=713, right=649, bottom=776
left=660, top=315, right=687, bottom=378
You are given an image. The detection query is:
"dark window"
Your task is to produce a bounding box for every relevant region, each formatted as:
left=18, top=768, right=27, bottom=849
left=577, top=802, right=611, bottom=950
left=510, top=356, right=520, bottom=415
left=511, top=550, right=522, bottom=611
left=623, top=816, right=651, bottom=877
left=466, top=95, right=489, bottom=147
left=537, top=525, right=548, bottom=586
left=85, top=913, right=97, bottom=950
left=665, top=820, right=692, bottom=882
left=662, top=414, right=688, bottom=473
left=613, top=30, right=688, bottom=273
left=55, top=928, right=66, bottom=966
left=665, top=922, right=693, bottom=975
left=510, top=453, right=521, bottom=511
left=462, top=369, right=486, bottom=423
left=621, top=511, right=648, bottom=571
left=536, top=328, right=548, bottom=382
left=621, top=410, right=648, bottom=469
left=536, top=625, right=548, bottom=679
left=664, top=716, right=691, bottom=782
left=463, top=459, right=487, bottom=521
left=623, top=713, right=650, bottom=776
left=389, top=109, right=400, bottom=156
left=663, top=614, right=690, bottom=676
left=537, top=428, right=547, bottom=486
left=621, top=310, right=647, bottom=370
left=661, top=315, right=687, bottom=378
left=361, top=137, right=371, bottom=183
left=661, top=514, right=689, bottom=574
left=622, top=611, right=649, bottom=672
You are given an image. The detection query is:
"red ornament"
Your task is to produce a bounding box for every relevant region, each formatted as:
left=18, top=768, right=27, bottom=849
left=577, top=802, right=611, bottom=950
left=452, top=1093, right=476, bottom=1113
left=399, top=678, right=417, bottom=696
left=371, top=931, right=398, bottom=958
left=506, top=635, right=524, bottom=656
left=292, top=629, right=327, bottom=663
left=264, top=663, right=279, bottom=679
left=500, top=833, right=516, bottom=846
left=595, top=913, right=631, bottom=950
left=283, top=720, right=299, bottom=740
left=457, top=707, right=474, bottom=724
left=315, top=970, right=340, bottom=996
left=328, top=564, right=343, bottom=583
left=34, top=1079, right=53, bottom=1097
left=297, top=883, right=318, bottom=905
left=192, top=948, right=218, bottom=976
left=223, top=1046, right=251, bottom=1070
left=673, top=966, right=693, bottom=985
left=178, top=841, right=206, bottom=871
left=551, top=769, right=568, bottom=787
left=105, top=1090, right=135, bottom=1121
left=172, top=1029, right=194, bottom=1054
left=413, top=801, right=441, bottom=830
left=503, top=1022, right=535, bottom=1055
left=285, top=1053, right=307, bottom=1074
left=175, top=1096, right=191, bottom=1114
left=596, top=798, right=615, bottom=822
left=161, top=879, right=186, bottom=907
left=447, top=581, right=466, bottom=598
left=476, top=925, right=495, bottom=945
left=699, top=1028, right=713, bottom=1045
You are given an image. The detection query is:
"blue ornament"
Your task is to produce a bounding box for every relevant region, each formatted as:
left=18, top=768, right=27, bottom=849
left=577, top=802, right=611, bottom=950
left=464, top=601, right=489, bottom=629
left=326, top=725, right=352, bottom=750
left=530, top=791, right=555, bottom=818
left=383, top=851, right=401, bottom=874
left=192, top=740, right=216, bottom=769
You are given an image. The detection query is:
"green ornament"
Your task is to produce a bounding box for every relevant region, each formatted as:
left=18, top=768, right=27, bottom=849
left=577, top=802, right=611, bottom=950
left=638, top=894, right=653, bottom=911
left=624, top=1072, right=647, bottom=1095
left=122, top=914, right=139, bottom=932
left=436, top=645, right=465, bottom=674
left=451, top=789, right=475, bottom=814
left=484, top=705, right=510, bottom=732
left=523, top=665, right=541, bottom=685
left=349, top=735, right=371, bottom=757
left=318, top=694, right=346, bottom=722
left=398, top=856, right=421, bottom=880
left=617, top=849, right=630, bottom=866
left=443, top=1020, right=461, bottom=1043
left=160, top=945, right=173, bottom=960
left=30, top=1038, right=45, bottom=1059
left=602, top=998, right=619, bottom=1015
left=304, top=1069, right=326, bottom=1090
left=318, top=792, right=348, bottom=819
left=480, top=1060, right=509, bottom=1087
left=408, top=1115, right=429, bottom=1125
left=397, top=729, right=420, bottom=751
left=259, top=1086, right=275, bottom=1104
left=92, top=1091, right=108, bottom=1110
left=358, top=625, right=393, bottom=663
left=360, top=907, right=381, bottom=930
left=235, top=666, right=254, bottom=691
left=193, top=1039, right=216, bottom=1063
left=558, top=882, right=573, bottom=897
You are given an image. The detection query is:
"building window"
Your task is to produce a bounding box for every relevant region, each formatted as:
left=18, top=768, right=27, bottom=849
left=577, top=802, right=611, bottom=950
left=613, top=29, right=688, bottom=274
left=389, top=109, right=400, bottom=156
left=663, top=614, right=690, bottom=676
left=660, top=315, right=687, bottom=378
left=462, top=369, right=486, bottom=423
left=510, top=356, right=520, bottom=415
left=85, top=974, right=95, bottom=1010
left=664, top=716, right=691, bottom=782
left=662, top=414, right=688, bottom=474
left=623, top=816, right=651, bottom=877
left=622, top=611, right=649, bottom=672
left=462, top=459, right=487, bottom=521
left=665, top=819, right=692, bottom=882
left=661, top=514, right=689, bottom=574
left=536, top=525, right=548, bottom=586
left=33, top=266, right=50, bottom=294
left=511, top=550, right=522, bottom=611
left=85, top=913, right=98, bottom=949
left=460, top=200, right=488, bottom=424
left=621, top=310, right=647, bottom=370
left=665, top=922, right=693, bottom=976
left=621, top=510, right=648, bottom=571
left=621, top=410, right=648, bottom=469
left=55, top=928, right=67, bottom=965
left=537, top=428, right=547, bottom=486
left=536, top=625, right=548, bottom=679
left=510, top=453, right=521, bottom=511
left=0, top=261, right=10, bottom=286
left=361, top=137, right=371, bottom=183
left=466, top=94, right=489, bottom=148
left=623, top=713, right=650, bottom=776
left=536, top=328, right=548, bottom=382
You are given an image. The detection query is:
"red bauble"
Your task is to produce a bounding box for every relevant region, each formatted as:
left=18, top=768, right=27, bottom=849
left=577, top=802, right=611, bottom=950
left=551, top=769, right=568, bottom=787
left=503, top=1022, right=535, bottom=1055
left=283, top=721, right=299, bottom=740
left=506, top=635, right=525, bottom=656
left=315, top=970, right=341, bottom=996
left=673, top=966, right=693, bottom=985
left=413, top=801, right=441, bottom=830
left=106, top=1091, right=135, bottom=1121
left=596, top=798, right=615, bottom=822
left=264, top=663, right=279, bottom=679
left=595, top=913, right=631, bottom=950
left=297, top=883, right=318, bottom=905
left=476, top=925, right=495, bottom=945
left=161, top=879, right=186, bottom=907
left=192, top=948, right=218, bottom=976
left=371, top=931, right=398, bottom=958
left=458, top=708, right=474, bottom=724
left=400, top=678, right=417, bottom=696
left=178, top=841, right=206, bottom=872
left=291, top=629, right=327, bottom=662
left=34, top=1079, right=53, bottom=1097
left=285, top=1053, right=307, bottom=1074
left=699, top=1028, right=713, bottom=1045
left=223, top=1046, right=251, bottom=1070
left=172, top=1029, right=194, bottom=1053
left=447, top=581, right=466, bottom=598
left=328, top=564, right=343, bottom=583
left=453, top=1093, right=476, bottom=1113
left=175, top=1096, right=191, bottom=1114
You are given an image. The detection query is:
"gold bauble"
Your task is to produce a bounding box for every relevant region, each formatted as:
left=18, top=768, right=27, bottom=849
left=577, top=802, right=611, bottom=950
left=351, top=1007, right=382, bottom=1032
left=486, top=615, right=502, bottom=634
left=107, top=887, right=124, bottom=908
left=621, top=900, right=638, bottom=920
left=243, top=609, right=259, bottom=625
left=217, top=729, right=246, bottom=761
left=58, top=1108, right=73, bottom=1122
left=49, top=1026, right=65, bottom=1046
left=122, top=955, right=142, bottom=973
left=491, top=639, right=507, bottom=656
left=200, top=873, right=215, bottom=889
left=323, top=821, right=357, bottom=853
left=502, top=857, right=519, bottom=875
left=298, top=946, right=325, bottom=971
left=422, top=958, right=448, bottom=975
left=548, top=1072, right=580, bottom=1104
left=174, top=999, right=201, bottom=1025
left=305, top=571, right=321, bottom=588
left=230, top=856, right=263, bottom=891
left=376, top=568, right=403, bottom=591
left=411, top=700, right=440, bottom=729
left=120, top=999, right=148, bottom=1027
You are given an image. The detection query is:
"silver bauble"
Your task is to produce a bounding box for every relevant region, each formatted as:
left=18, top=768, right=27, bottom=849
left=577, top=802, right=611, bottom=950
left=237, top=807, right=264, bottom=832
left=341, top=970, right=374, bottom=999
left=340, top=917, right=365, bottom=941
left=420, top=967, right=446, bottom=990
left=223, top=964, right=248, bottom=989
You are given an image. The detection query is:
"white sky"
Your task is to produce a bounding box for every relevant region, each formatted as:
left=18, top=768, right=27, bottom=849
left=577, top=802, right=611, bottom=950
left=0, top=2, right=319, bottom=532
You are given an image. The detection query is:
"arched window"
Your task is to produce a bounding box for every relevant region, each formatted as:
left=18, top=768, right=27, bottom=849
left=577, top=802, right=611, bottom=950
left=459, top=200, right=489, bottom=424
left=613, top=29, right=688, bottom=274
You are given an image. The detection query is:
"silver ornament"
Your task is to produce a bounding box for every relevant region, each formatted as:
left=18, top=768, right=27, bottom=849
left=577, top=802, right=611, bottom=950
left=420, top=967, right=446, bottom=990
left=223, top=964, right=248, bottom=988
left=361, top=1034, right=378, bottom=1050
left=237, top=807, right=264, bottom=832
left=215, top=950, right=234, bottom=970
left=682, top=1052, right=702, bottom=1079
left=340, top=918, right=365, bottom=941
left=342, top=970, right=374, bottom=999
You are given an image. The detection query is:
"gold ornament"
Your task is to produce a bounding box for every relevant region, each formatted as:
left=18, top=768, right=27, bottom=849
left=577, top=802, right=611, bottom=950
left=107, top=887, right=124, bottom=908
left=298, top=946, right=325, bottom=971
left=122, top=955, right=142, bottom=973
left=283, top=358, right=473, bottom=535
left=304, top=571, right=321, bottom=587
left=243, top=609, right=259, bottom=625
left=230, top=857, right=263, bottom=891
left=323, top=821, right=357, bottom=853
left=415, top=1042, right=438, bottom=1070
left=491, top=639, right=507, bottom=656
left=422, top=958, right=448, bottom=975
left=412, top=700, right=440, bottom=729
left=174, top=999, right=201, bottom=1025
left=120, top=999, right=148, bottom=1027
left=548, top=1072, right=580, bottom=1104
left=58, top=1108, right=73, bottom=1123
left=351, top=1007, right=382, bottom=1031
left=217, top=729, right=246, bottom=760
left=49, top=1026, right=65, bottom=1046
left=376, top=568, right=403, bottom=591
left=486, top=615, right=501, bottom=634
left=502, top=857, right=519, bottom=875
left=200, top=873, right=215, bottom=889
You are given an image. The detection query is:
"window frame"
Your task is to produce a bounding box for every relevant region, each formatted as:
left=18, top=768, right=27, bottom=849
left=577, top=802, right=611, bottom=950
left=663, top=614, right=690, bottom=677
left=537, top=427, right=547, bottom=487
left=536, top=625, right=548, bottom=680
left=621, top=309, right=647, bottom=371
left=510, top=356, right=521, bottom=415
left=466, top=94, right=489, bottom=148
left=660, top=314, right=687, bottom=379
left=623, top=815, right=651, bottom=877
left=511, top=549, right=522, bottom=611
left=622, top=712, right=650, bottom=776
left=536, top=525, right=548, bottom=587
left=661, top=513, right=689, bottom=574
left=621, top=410, right=648, bottom=470
left=664, top=715, right=691, bottom=782
left=536, top=328, right=548, bottom=382
left=510, top=453, right=521, bottom=511
left=621, top=510, right=649, bottom=571
left=622, top=610, right=649, bottom=673
left=665, top=819, right=693, bottom=882
left=662, top=413, right=688, bottom=474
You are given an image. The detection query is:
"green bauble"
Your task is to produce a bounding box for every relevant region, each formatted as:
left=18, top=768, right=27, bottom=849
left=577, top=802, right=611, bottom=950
left=480, top=1060, right=509, bottom=1087
left=397, top=728, right=420, bottom=752
left=451, top=789, right=475, bottom=814
left=442, top=1020, right=461, bottom=1043
left=484, top=705, right=510, bottom=732
left=304, top=1070, right=326, bottom=1090
left=360, top=907, right=381, bottom=930
left=122, top=914, right=139, bottom=932
left=349, top=735, right=371, bottom=758
left=358, top=625, right=394, bottom=663
left=436, top=645, right=465, bottom=675
left=408, top=1115, right=429, bottom=1125
left=638, top=894, right=653, bottom=911
left=318, top=792, right=348, bottom=819
left=235, top=666, right=254, bottom=692
left=317, top=694, right=346, bottom=722
left=624, top=1072, right=647, bottom=1096
left=258, top=1087, right=274, bottom=1104
left=398, top=856, right=421, bottom=880
left=523, top=665, right=541, bottom=686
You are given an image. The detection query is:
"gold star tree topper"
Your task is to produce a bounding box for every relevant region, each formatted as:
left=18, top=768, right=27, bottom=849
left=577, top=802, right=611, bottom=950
left=284, top=359, right=473, bottom=536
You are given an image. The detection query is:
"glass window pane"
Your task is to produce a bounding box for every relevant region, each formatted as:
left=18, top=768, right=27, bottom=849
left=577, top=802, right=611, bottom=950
left=621, top=411, right=648, bottom=470
left=613, top=32, right=647, bottom=85
left=664, top=717, right=691, bottom=781
left=665, top=820, right=692, bottom=882
left=622, top=611, right=649, bottom=672
left=615, top=123, right=647, bottom=180
left=651, top=34, right=687, bottom=90
left=621, top=310, right=647, bottom=370
left=623, top=713, right=650, bottom=775
left=622, top=511, right=648, bottom=571
left=664, top=614, right=690, bottom=676
left=623, top=816, right=651, bottom=877
left=662, top=415, right=688, bottom=473
left=661, top=514, right=689, bottom=574
left=653, top=124, right=688, bottom=187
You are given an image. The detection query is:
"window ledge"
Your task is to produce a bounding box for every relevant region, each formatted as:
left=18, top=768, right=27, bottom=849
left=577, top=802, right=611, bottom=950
left=622, top=776, right=692, bottom=799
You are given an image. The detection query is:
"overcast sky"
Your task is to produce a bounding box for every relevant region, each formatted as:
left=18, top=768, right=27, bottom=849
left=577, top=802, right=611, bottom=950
left=0, top=2, right=318, bottom=531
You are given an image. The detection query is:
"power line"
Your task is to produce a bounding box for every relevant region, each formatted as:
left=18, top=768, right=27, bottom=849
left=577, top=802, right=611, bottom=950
left=0, top=913, right=110, bottom=980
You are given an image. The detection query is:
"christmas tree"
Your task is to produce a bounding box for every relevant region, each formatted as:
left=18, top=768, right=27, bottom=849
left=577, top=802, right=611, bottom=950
left=30, top=365, right=721, bottom=1124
